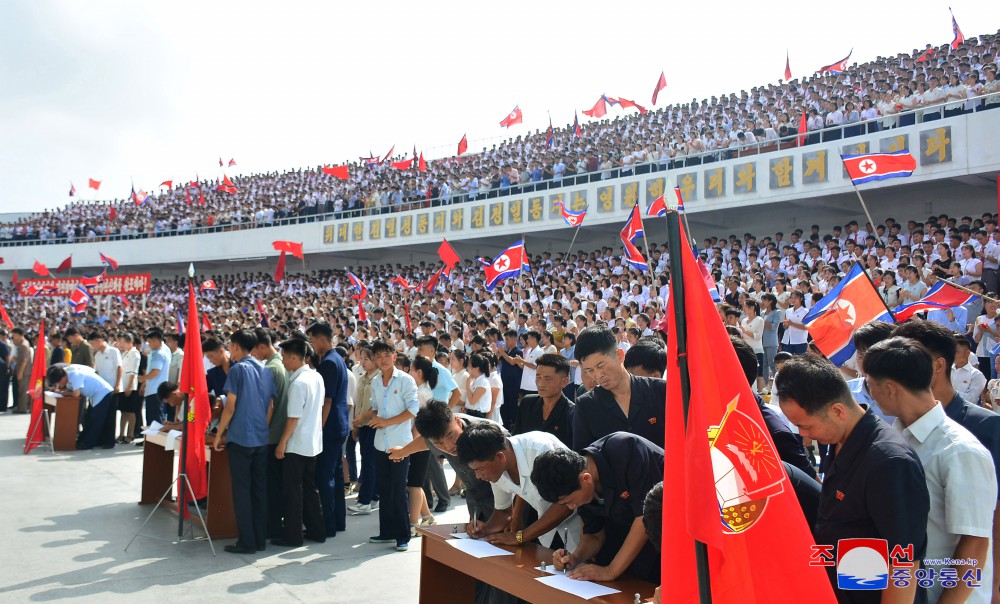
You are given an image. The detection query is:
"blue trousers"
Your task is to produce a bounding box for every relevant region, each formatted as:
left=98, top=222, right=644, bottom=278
left=228, top=442, right=268, bottom=550
left=77, top=393, right=114, bottom=449
left=316, top=432, right=347, bottom=537
left=356, top=426, right=378, bottom=505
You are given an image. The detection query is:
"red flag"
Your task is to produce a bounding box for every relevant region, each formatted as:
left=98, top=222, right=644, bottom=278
left=216, top=174, right=237, bottom=194
left=784, top=51, right=792, bottom=81
left=651, top=70, right=667, bottom=106
left=797, top=110, right=807, bottom=147
left=99, top=252, right=119, bottom=271
left=322, top=164, right=350, bottom=180
left=24, top=320, right=48, bottom=454
left=457, top=134, right=468, bottom=156
left=274, top=251, right=286, bottom=282
left=109, top=205, right=118, bottom=221
left=199, top=280, right=217, bottom=292
left=425, top=266, right=445, bottom=292
left=0, top=299, right=13, bottom=329
left=272, top=240, right=304, bottom=260
left=160, top=180, right=173, bottom=188
left=198, top=181, right=205, bottom=205
left=218, top=157, right=223, bottom=167
left=12, top=270, right=19, bottom=286
left=69, top=183, right=76, bottom=197
left=664, top=223, right=836, bottom=603
left=950, top=8, right=964, bottom=50
left=617, top=98, right=647, bottom=114
left=915, top=47, right=935, bottom=62
left=228, top=158, right=236, bottom=167
left=201, top=312, right=213, bottom=332
left=55, top=256, right=72, bottom=274
left=88, top=178, right=101, bottom=190
left=818, top=49, right=852, bottom=74
left=391, top=158, right=414, bottom=170
left=32, top=261, right=50, bottom=277
left=418, top=152, right=427, bottom=173
left=499, top=105, right=523, bottom=128
left=381, top=145, right=395, bottom=163
left=438, top=239, right=462, bottom=274
left=403, top=301, right=413, bottom=334
left=842, top=151, right=916, bottom=185
left=178, top=282, right=211, bottom=500
left=119, top=294, right=130, bottom=309
left=582, top=96, right=608, bottom=118
left=390, top=276, right=415, bottom=290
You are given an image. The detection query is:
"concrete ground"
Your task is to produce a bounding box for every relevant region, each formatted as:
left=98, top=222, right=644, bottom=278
left=0, top=412, right=467, bottom=603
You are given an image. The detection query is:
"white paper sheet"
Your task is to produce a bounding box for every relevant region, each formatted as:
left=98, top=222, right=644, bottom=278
left=535, top=574, right=621, bottom=600
left=445, top=538, right=513, bottom=558
left=44, top=391, right=64, bottom=398
left=533, top=565, right=560, bottom=574
left=141, top=421, right=164, bottom=435
left=449, top=532, right=473, bottom=539
left=164, top=430, right=183, bottom=450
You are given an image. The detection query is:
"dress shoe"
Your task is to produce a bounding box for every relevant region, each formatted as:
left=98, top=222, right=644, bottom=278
left=224, top=545, right=256, bottom=554
left=270, top=538, right=302, bottom=548
left=434, top=501, right=449, bottom=513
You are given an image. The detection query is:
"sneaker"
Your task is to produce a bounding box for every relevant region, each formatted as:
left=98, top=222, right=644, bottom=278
left=395, top=542, right=409, bottom=552
left=348, top=503, right=375, bottom=515
left=419, top=514, right=437, bottom=526
left=369, top=536, right=395, bottom=544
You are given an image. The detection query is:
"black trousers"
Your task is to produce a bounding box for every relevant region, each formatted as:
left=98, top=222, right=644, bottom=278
left=266, top=445, right=283, bottom=538
left=375, top=449, right=410, bottom=544
left=228, top=442, right=268, bottom=550
left=0, top=370, right=9, bottom=411
left=281, top=452, right=325, bottom=545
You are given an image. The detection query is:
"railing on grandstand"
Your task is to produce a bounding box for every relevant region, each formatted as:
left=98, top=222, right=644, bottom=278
left=3, top=92, right=998, bottom=248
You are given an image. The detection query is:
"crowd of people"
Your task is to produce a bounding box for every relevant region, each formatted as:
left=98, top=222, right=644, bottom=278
left=2, top=32, right=998, bottom=244
left=1, top=203, right=999, bottom=600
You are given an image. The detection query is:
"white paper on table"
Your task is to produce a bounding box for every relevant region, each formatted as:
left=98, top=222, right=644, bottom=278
left=141, top=421, right=164, bottom=435
left=164, top=430, right=184, bottom=450
left=445, top=538, right=513, bottom=558
left=44, top=391, right=64, bottom=398
left=535, top=574, right=621, bottom=600
left=533, top=565, right=560, bottom=575
left=449, top=532, right=473, bottom=539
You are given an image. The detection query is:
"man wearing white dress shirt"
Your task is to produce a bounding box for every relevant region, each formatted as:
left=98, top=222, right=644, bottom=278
left=953, top=339, right=988, bottom=406
left=865, top=338, right=996, bottom=604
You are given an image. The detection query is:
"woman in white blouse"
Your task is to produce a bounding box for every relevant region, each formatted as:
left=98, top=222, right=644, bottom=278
left=464, top=353, right=494, bottom=419
left=878, top=270, right=902, bottom=308
left=117, top=334, right=142, bottom=444
left=739, top=300, right=766, bottom=391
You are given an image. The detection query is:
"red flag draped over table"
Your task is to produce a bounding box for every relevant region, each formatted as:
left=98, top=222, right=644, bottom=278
left=55, top=256, right=72, bottom=274
left=457, top=135, right=468, bottom=156
left=651, top=70, right=667, bottom=106
left=178, top=282, right=210, bottom=500
left=664, top=223, right=836, bottom=603
left=272, top=240, right=304, bottom=260
left=32, top=261, right=50, bottom=277
left=24, top=321, right=48, bottom=454
left=322, top=165, right=350, bottom=180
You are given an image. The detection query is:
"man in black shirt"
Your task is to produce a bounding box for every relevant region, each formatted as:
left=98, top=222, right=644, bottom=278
left=532, top=432, right=662, bottom=584
left=514, top=353, right=574, bottom=447
left=731, top=337, right=817, bottom=479
left=572, top=325, right=665, bottom=451
left=775, top=354, right=928, bottom=604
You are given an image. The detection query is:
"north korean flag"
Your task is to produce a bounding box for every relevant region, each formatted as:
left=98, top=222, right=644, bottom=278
left=80, top=269, right=106, bottom=288
left=622, top=239, right=648, bottom=270
left=99, top=252, right=119, bottom=271
left=894, top=280, right=978, bottom=321
left=390, top=276, right=415, bottom=290
left=499, top=106, right=523, bottom=128
left=554, top=200, right=587, bottom=227
left=347, top=271, right=369, bottom=322
left=647, top=194, right=667, bottom=218
left=621, top=203, right=645, bottom=244
left=842, top=150, right=916, bottom=185
left=803, top=263, right=894, bottom=365
left=484, top=240, right=528, bottom=291
left=69, top=286, right=91, bottom=315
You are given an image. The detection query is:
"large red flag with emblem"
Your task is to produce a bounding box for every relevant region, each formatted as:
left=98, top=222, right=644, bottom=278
left=272, top=240, right=303, bottom=260
left=24, top=321, right=48, bottom=454
left=499, top=106, right=523, bottom=128
left=178, top=282, right=210, bottom=500
left=664, top=223, right=836, bottom=603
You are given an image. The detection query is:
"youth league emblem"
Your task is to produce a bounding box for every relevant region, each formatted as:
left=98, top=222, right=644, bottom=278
left=708, top=396, right=785, bottom=533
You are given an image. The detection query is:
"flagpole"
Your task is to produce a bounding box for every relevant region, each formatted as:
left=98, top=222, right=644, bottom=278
left=564, top=224, right=582, bottom=264
left=838, top=155, right=881, bottom=244
left=666, top=209, right=713, bottom=604
left=635, top=204, right=657, bottom=284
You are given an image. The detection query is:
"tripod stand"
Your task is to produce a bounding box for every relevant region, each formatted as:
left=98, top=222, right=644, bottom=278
left=125, top=396, right=216, bottom=555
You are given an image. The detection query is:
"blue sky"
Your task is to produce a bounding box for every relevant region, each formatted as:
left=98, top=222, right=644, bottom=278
left=0, top=0, right=995, bottom=213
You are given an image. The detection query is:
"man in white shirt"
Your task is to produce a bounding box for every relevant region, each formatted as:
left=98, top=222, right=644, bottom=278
left=88, top=332, right=122, bottom=448
left=865, top=338, right=996, bottom=604
left=274, top=338, right=326, bottom=547
left=953, top=339, right=988, bottom=405
left=456, top=423, right=581, bottom=552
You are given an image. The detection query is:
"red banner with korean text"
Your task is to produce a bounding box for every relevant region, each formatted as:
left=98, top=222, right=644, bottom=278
left=18, top=274, right=151, bottom=297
